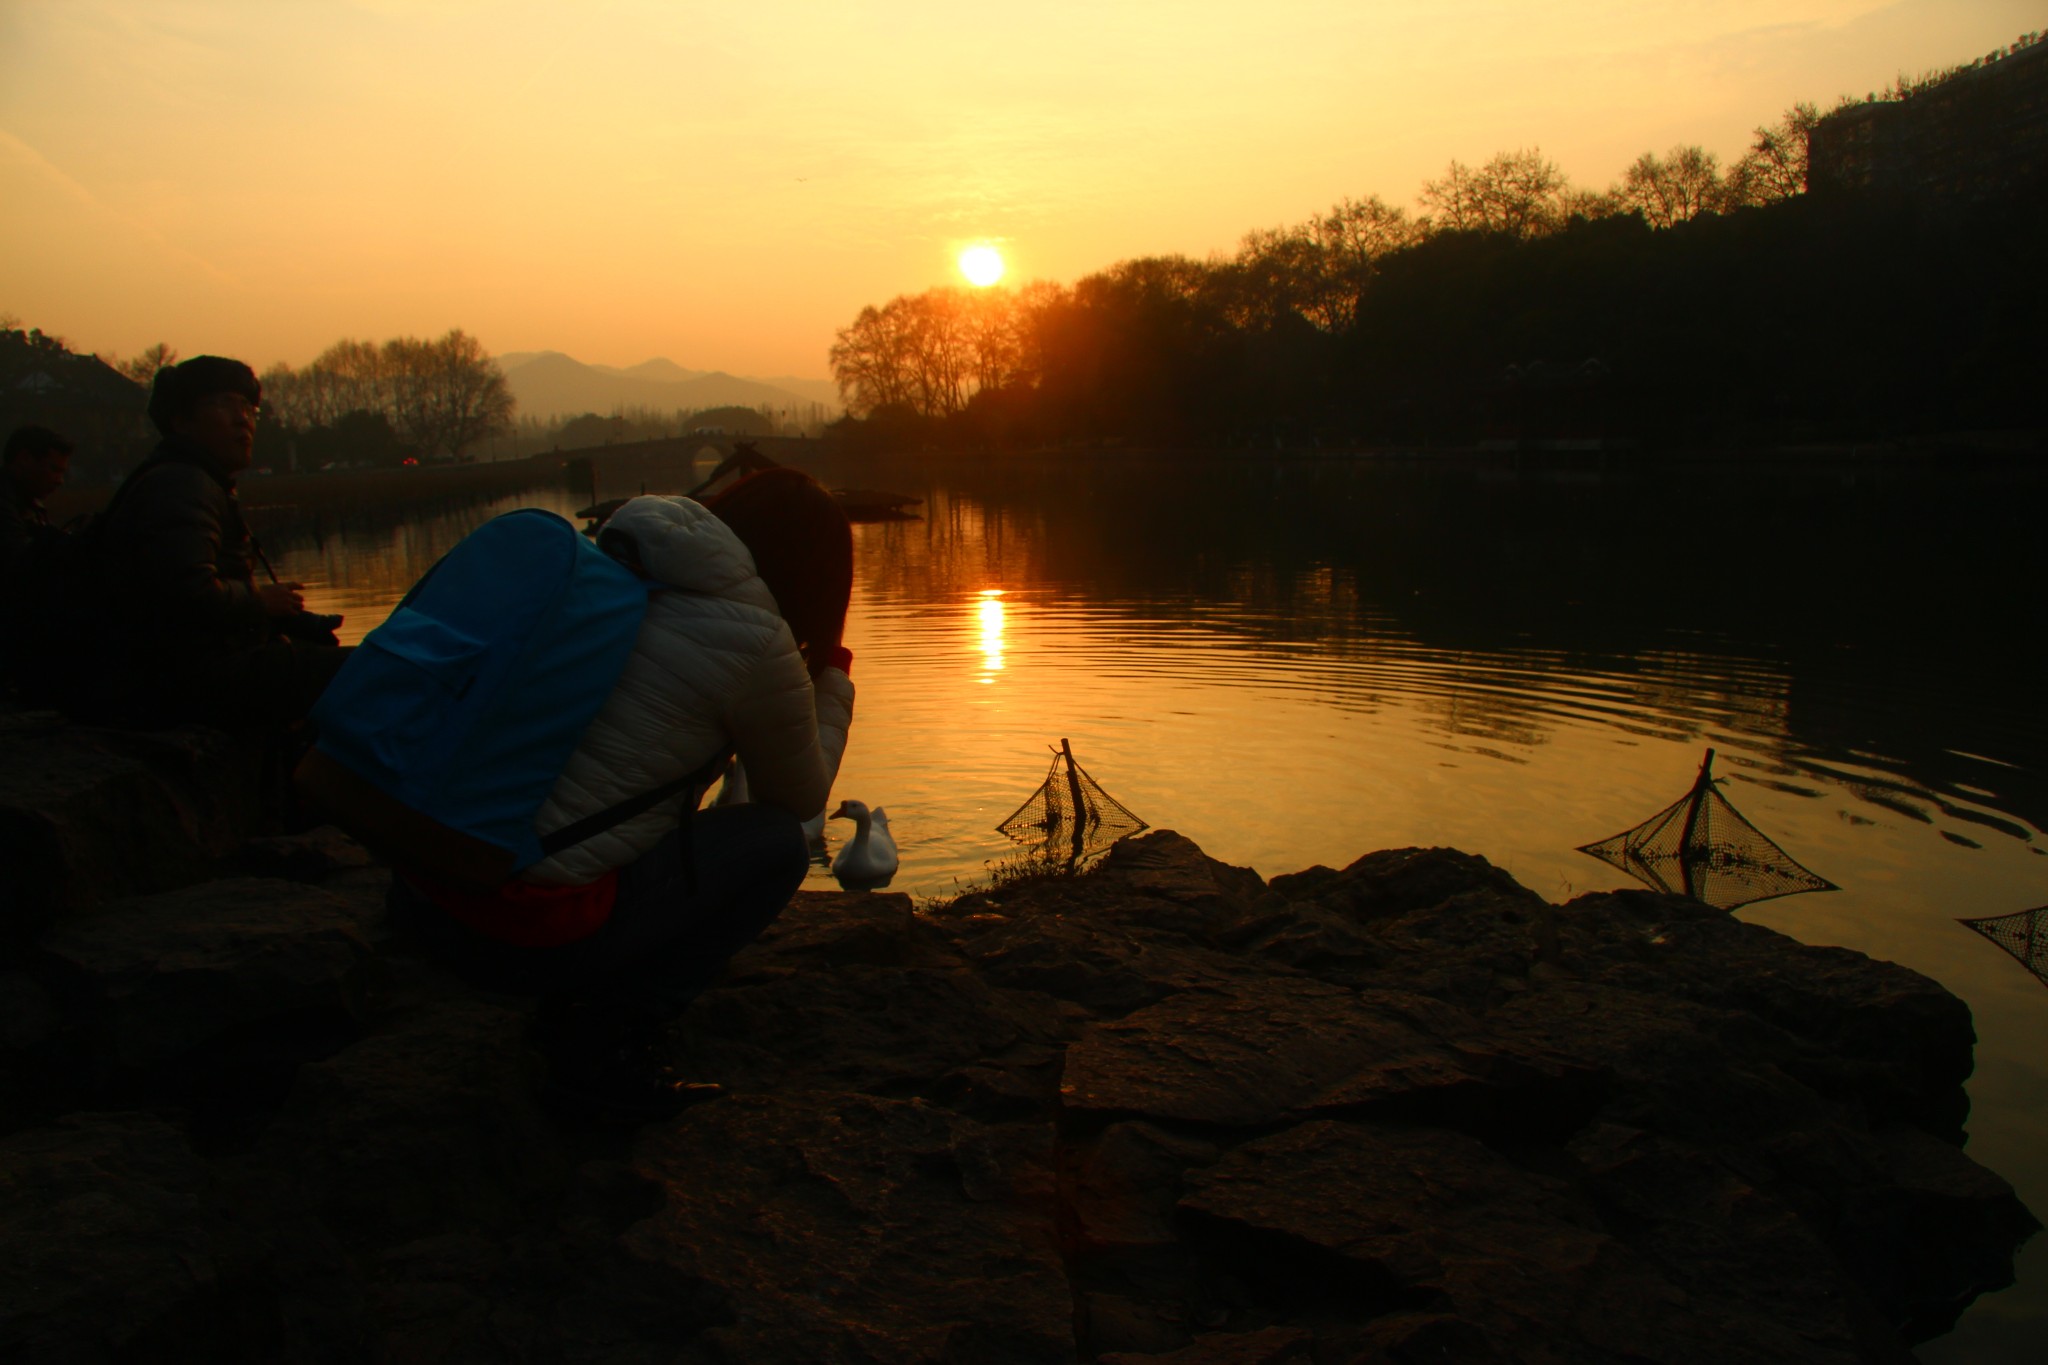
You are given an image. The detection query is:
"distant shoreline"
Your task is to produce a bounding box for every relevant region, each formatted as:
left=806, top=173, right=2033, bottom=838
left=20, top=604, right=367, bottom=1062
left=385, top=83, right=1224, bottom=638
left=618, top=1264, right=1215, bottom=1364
left=47, top=452, right=579, bottom=521
left=857, top=432, right=2048, bottom=470
left=45, top=429, right=2045, bottom=523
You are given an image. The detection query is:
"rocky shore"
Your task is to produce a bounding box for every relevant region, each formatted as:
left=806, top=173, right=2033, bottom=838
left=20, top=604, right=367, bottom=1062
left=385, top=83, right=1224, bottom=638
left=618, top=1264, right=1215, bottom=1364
left=1, top=711, right=2037, bottom=1363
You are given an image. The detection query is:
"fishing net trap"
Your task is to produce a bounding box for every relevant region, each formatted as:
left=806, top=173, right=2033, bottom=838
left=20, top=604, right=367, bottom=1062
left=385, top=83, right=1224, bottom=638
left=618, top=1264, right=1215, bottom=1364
left=1959, top=906, right=2048, bottom=989
left=996, top=738, right=1148, bottom=863
left=1578, top=748, right=1837, bottom=911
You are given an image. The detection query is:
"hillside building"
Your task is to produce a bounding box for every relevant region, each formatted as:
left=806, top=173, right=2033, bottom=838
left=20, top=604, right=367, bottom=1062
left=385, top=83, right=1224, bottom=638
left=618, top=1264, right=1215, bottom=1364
left=1809, top=35, right=2048, bottom=201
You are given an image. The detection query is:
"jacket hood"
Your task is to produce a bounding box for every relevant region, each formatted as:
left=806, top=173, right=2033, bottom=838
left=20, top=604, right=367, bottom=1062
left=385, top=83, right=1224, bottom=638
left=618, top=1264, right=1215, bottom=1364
left=602, top=495, right=758, bottom=595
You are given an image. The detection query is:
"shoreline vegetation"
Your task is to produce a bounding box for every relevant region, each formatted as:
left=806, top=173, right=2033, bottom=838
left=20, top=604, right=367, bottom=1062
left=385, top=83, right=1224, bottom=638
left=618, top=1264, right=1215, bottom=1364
left=818, top=172, right=2046, bottom=458
left=822, top=35, right=2047, bottom=460
left=44, top=428, right=2046, bottom=530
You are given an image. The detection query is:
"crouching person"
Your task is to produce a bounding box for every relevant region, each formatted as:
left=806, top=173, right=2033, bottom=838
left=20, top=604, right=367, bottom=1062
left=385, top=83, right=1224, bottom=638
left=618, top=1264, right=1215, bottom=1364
left=380, top=470, right=855, bottom=1123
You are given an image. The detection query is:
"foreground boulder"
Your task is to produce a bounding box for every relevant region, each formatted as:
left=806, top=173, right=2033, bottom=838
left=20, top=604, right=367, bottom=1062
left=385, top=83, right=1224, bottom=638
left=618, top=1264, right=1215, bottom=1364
left=0, top=828, right=2034, bottom=1363
left=0, top=714, right=261, bottom=943
left=0, top=1114, right=224, bottom=1361
left=624, top=1091, right=1073, bottom=1363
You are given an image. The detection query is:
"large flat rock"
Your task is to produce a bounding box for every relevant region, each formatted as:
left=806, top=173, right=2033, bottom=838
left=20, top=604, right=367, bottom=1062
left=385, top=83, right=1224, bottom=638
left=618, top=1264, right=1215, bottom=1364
left=250, top=996, right=561, bottom=1249
left=0, top=1113, right=231, bottom=1361
left=38, top=877, right=376, bottom=1073
left=1180, top=1119, right=1910, bottom=1365
left=0, top=716, right=260, bottom=941
left=622, top=1091, right=1074, bottom=1364
left=1060, top=978, right=1600, bottom=1136
left=0, top=829, right=2032, bottom=1361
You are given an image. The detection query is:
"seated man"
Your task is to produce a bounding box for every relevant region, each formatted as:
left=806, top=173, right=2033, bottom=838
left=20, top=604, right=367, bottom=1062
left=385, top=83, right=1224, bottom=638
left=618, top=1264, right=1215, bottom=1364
left=90, top=356, right=346, bottom=730
left=0, top=424, right=76, bottom=701
left=0, top=423, right=72, bottom=585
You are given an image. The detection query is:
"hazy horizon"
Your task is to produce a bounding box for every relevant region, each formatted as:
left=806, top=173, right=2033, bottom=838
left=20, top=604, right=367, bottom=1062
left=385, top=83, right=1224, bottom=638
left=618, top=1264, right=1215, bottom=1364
left=3, top=0, right=2039, bottom=379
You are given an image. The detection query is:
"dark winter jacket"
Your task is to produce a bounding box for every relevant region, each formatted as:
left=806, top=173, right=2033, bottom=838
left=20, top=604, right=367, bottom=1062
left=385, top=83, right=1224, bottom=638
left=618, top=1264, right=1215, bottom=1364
left=101, top=436, right=269, bottom=663
left=0, top=479, right=50, bottom=589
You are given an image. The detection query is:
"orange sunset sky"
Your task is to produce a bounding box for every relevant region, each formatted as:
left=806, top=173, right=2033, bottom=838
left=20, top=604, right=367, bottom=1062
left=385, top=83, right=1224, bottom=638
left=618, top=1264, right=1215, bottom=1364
left=2, top=0, right=2038, bottom=381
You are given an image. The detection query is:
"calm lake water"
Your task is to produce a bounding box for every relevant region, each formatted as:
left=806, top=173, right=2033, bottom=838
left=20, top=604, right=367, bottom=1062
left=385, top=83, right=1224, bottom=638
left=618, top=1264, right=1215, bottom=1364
left=260, top=450, right=2047, bottom=1358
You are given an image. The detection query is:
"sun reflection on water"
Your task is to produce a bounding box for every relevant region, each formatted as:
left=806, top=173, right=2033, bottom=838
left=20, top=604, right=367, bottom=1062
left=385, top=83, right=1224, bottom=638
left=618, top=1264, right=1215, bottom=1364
left=978, top=590, right=1006, bottom=680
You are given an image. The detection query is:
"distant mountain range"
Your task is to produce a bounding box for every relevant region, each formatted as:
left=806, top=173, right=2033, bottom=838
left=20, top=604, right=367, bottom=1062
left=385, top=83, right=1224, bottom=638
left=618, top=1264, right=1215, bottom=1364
left=495, top=351, right=842, bottom=422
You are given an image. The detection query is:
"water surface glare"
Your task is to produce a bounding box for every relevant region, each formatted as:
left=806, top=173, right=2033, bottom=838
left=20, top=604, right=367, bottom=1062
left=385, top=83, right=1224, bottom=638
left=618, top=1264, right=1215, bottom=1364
left=263, top=453, right=2048, bottom=1357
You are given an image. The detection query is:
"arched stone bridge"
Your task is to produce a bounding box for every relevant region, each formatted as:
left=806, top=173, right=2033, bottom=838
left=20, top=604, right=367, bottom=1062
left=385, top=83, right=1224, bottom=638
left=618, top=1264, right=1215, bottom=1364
left=557, top=433, right=842, bottom=508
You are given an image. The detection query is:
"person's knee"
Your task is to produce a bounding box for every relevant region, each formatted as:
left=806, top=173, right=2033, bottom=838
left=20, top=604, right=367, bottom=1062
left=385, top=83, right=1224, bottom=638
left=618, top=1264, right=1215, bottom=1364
left=700, top=802, right=807, bottom=862
left=758, top=806, right=810, bottom=889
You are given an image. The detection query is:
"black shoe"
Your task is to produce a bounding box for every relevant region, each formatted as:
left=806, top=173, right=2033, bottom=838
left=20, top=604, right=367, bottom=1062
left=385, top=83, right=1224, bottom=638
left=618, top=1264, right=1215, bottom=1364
left=538, top=1057, right=724, bottom=1125
left=529, top=1002, right=723, bottom=1125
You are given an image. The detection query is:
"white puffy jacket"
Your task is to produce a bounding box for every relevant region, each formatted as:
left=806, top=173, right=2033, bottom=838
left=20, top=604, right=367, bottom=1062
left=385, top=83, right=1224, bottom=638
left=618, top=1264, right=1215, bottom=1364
left=522, top=495, right=855, bottom=885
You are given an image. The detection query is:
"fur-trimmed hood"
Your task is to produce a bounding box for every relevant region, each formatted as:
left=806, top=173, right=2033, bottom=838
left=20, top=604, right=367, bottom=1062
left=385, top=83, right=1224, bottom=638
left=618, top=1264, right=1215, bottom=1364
left=602, top=495, right=766, bottom=600
left=522, top=494, right=854, bottom=884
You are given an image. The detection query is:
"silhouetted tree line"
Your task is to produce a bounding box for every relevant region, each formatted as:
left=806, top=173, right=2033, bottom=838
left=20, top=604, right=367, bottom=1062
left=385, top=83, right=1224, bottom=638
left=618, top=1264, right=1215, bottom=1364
left=490, top=401, right=832, bottom=461
left=257, top=329, right=514, bottom=468
left=831, top=92, right=2045, bottom=451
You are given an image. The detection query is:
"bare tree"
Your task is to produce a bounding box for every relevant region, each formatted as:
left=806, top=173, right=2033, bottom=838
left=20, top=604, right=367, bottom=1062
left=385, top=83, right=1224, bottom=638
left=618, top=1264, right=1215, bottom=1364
left=904, top=292, right=976, bottom=418
left=1226, top=225, right=1328, bottom=331
left=117, top=342, right=178, bottom=387
left=415, top=329, right=515, bottom=458
left=1618, top=145, right=1728, bottom=228
left=1559, top=185, right=1624, bottom=222
left=1729, top=103, right=1820, bottom=205
left=310, top=338, right=389, bottom=426
left=831, top=301, right=920, bottom=417
left=1307, top=195, right=1419, bottom=330
left=260, top=329, right=512, bottom=459
left=1007, top=279, right=1071, bottom=392
left=1315, top=195, right=1417, bottom=262
left=1223, top=196, right=1422, bottom=335
left=258, top=363, right=305, bottom=426
left=832, top=289, right=1017, bottom=420
left=1419, top=148, right=1573, bottom=239
left=380, top=336, right=434, bottom=453
left=958, top=286, right=1025, bottom=395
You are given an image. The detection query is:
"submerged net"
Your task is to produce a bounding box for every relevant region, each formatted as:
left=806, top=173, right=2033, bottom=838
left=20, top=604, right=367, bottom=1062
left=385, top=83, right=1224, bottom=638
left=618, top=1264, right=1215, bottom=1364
left=1959, top=907, right=2048, bottom=989
left=1578, top=748, right=1837, bottom=911
left=996, top=738, right=1149, bottom=862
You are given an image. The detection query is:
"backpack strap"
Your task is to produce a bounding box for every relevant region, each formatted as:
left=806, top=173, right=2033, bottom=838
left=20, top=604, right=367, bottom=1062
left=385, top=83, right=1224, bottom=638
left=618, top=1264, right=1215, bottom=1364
left=297, top=748, right=732, bottom=890
left=534, top=752, right=728, bottom=858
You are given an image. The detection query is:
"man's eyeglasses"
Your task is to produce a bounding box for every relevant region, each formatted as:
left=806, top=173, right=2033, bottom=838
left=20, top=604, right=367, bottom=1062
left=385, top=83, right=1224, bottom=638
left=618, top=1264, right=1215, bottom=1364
left=202, top=393, right=261, bottom=421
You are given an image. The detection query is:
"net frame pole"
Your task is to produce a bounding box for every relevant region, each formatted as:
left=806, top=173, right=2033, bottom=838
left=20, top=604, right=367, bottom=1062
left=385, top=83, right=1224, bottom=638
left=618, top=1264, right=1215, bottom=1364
left=1577, top=744, right=1834, bottom=912
left=995, top=736, right=1149, bottom=860
left=1678, top=748, right=1715, bottom=857
left=1062, top=738, right=1086, bottom=863
left=1675, top=747, right=1714, bottom=901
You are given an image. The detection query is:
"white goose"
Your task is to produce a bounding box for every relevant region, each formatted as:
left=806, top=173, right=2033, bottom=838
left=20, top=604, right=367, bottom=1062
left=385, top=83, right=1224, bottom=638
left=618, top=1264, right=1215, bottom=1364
left=830, top=800, right=899, bottom=886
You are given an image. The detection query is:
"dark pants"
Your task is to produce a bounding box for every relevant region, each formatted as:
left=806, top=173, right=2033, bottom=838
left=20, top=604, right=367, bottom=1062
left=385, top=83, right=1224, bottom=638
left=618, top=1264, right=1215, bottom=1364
left=172, top=639, right=353, bottom=730
left=87, top=638, right=351, bottom=732
left=390, top=804, right=810, bottom=1022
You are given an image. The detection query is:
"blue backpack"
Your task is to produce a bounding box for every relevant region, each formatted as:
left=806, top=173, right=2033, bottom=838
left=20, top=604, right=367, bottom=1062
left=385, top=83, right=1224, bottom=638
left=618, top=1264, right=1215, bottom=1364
left=295, top=508, right=715, bottom=886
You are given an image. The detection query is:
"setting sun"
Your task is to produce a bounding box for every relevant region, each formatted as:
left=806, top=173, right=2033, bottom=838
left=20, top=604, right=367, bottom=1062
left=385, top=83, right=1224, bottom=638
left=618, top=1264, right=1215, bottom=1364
left=959, top=244, right=1006, bottom=288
